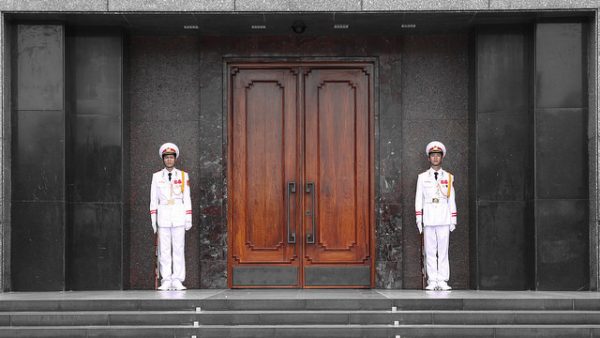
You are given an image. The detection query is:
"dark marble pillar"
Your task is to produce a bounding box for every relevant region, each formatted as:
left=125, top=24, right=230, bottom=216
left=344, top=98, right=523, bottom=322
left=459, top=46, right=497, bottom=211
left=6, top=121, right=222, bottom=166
left=534, top=22, right=589, bottom=290
left=376, top=39, right=404, bottom=289
left=65, top=30, right=125, bottom=290
left=471, top=27, right=534, bottom=290
left=198, top=38, right=227, bottom=288
left=11, top=25, right=65, bottom=291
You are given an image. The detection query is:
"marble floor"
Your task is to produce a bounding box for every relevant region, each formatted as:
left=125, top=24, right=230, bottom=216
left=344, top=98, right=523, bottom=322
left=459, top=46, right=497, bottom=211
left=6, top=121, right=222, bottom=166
left=0, top=289, right=598, bottom=301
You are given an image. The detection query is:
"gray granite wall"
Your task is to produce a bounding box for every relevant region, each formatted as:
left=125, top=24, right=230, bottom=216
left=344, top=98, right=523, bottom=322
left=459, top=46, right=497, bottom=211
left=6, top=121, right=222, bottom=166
left=128, top=36, right=202, bottom=289
left=401, top=34, right=470, bottom=289
left=127, top=33, right=468, bottom=289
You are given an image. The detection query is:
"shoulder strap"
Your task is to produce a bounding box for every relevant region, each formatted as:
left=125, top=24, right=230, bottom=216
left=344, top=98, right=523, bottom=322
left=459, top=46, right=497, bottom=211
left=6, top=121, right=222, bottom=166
left=181, top=170, right=185, bottom=193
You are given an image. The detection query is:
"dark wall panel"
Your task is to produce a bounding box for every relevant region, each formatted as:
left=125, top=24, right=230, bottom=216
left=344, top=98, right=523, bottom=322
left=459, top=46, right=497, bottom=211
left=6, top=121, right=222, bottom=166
left=477, top=201, right=530, bottom=290
left=66, top=31, right=124, bottom=290
left=16, top=25, right=64, bottom=111
left=473, top=28, right=532, bottom=290
left=13, top=110, right=65, bottom=201
left=536, top=199, right=589, bottom=290
left=477, top=114, right=530, bottom=201
left=535, top=24, right=584, bottom=109
left=12, top=202, right=65, bottom=291
left=69, top=116, right=122, bottom=202
left=535, top=108, right=587, bottom=199
left=68, top=204, right=122, bottom=290
left=476, top=33, right=529, bottom=114
left=11, top=25, right=65, bottom=291
left=534, top=22, right=588, bottom=290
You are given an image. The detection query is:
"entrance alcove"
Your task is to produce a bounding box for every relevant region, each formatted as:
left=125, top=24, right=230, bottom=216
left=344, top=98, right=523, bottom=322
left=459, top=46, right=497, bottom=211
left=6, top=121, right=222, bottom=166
left=5, top=11, right=595, bottom=291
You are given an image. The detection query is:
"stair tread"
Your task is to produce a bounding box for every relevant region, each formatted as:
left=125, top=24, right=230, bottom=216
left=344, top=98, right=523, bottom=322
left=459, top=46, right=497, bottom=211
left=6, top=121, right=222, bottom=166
left=3, top=309, right=600, bottom=314
left=3, top=324, right=600, bottom=328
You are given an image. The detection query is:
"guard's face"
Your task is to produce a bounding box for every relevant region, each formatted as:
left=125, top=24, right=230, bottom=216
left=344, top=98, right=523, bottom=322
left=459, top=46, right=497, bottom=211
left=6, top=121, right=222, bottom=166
left=163, top=154, right=176, bottom=168
left=428, top=152, right=443, bottom=166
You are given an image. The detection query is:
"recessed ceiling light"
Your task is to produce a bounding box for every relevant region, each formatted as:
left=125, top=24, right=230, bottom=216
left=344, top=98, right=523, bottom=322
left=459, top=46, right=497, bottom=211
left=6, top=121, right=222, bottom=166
left=401, top=24, right=416, bottom=28
left=183, top=25, right=199, bottom=30
left=334, top=24, right=349, bottom=29
left=251, top=25, right=267, bottom=30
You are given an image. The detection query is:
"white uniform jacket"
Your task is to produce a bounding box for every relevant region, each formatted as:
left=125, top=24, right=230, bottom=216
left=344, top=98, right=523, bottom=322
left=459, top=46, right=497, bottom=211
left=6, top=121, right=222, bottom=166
left=150, top=168, right=192, bottom=228
left=415, top=168, right=457, bottom=227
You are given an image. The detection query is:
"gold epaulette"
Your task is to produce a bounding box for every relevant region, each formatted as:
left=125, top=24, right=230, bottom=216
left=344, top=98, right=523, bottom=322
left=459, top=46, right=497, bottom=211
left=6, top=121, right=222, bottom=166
left=181, top=170, right=185, bottom=193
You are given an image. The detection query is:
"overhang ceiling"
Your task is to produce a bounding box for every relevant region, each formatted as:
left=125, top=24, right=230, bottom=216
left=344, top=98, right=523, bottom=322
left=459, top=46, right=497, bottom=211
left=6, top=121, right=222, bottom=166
left=5, top=11, right=594, bottom=36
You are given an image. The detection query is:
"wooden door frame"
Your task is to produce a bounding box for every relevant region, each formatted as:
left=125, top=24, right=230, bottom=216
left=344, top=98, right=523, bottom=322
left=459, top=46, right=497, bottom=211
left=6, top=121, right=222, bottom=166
left=225, top=58, right=377, bottom=288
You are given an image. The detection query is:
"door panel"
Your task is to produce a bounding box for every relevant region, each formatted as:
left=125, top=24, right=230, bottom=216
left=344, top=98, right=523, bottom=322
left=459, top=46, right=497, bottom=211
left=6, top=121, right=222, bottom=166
left=303, top=67, right=373, bottom=287
left=228, top=63, right=373, bottom=288
left=230, top=67, right=299, bottom=280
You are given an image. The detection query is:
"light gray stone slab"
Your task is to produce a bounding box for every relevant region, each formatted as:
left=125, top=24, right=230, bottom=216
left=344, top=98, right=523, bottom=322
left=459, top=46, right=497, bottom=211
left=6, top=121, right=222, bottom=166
left=108, top=0, right=233, bottom=11
left=235, top=0, right=362, bottom=11
left=490, top=0, right=600, bottom=10
left=362, top=0, right=489, bottom=11
left=0, top=0, right=108, bottom=11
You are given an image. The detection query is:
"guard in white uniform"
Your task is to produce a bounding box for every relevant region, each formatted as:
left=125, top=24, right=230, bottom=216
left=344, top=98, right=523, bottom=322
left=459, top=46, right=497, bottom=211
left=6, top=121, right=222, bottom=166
left=150, top=143, right=192, bottom=291
left=415, top=141, right=457, bottom=291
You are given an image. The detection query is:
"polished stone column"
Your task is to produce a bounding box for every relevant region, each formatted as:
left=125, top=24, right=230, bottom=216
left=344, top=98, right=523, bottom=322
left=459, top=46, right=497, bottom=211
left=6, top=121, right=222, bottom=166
left=65, top=29, right=125, bottom=290
left=535, top=22, right=589, bottom=290
left=471, top=26, right=533, bottom=290
left=11, top=25, right=66, bottom=291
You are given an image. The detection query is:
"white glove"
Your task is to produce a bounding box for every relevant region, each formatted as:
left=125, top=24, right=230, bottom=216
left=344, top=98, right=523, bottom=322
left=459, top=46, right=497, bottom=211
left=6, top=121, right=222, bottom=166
left=450, top=224, right=456, bottom=232
left=152, top=224, right=157, bottom=234
left=417, top=223, right=423, bottom=234
left=185, top=221, right=192, bottom=231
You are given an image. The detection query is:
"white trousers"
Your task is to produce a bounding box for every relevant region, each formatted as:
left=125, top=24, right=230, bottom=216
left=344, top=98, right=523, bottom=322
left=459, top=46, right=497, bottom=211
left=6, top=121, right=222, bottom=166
left=424, top=224, right=450, bottom=283
left=158, top=226, right=186, bottom=283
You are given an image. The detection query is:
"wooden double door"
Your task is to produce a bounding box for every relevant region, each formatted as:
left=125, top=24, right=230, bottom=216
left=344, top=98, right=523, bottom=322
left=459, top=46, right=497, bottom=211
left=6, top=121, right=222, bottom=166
left=227, top=62, right=374, bottom=288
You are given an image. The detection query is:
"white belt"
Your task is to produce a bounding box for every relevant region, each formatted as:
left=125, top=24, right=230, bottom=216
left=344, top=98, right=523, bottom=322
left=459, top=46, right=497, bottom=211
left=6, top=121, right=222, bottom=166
left=425, top=198, right=446, bottom=204
left=159, top=199, right=183, bottom=205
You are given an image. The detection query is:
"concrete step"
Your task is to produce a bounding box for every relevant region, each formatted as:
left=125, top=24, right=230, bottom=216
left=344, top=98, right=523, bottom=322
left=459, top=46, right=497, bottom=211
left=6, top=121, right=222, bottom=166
left=203, top=297, right=600, bottom=311
left=0, top=324, right=600, bottom=338
left=2, top=291, right=600, bottom=337
left=0, top=299, right=203, bottom=312
left=196, top=310, right=600, bottom=325
left=2, top=310, right=600, bottom=326
left=2, top=297, right=596, bottom=312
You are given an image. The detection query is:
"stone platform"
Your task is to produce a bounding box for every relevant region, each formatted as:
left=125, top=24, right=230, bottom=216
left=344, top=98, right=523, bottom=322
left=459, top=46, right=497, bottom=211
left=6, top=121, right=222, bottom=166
left=0, top=289, right=600, bottom=337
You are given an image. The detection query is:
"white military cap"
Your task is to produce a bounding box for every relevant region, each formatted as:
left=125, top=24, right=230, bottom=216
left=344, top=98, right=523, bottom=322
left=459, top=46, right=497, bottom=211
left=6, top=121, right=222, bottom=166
left=159, top=142, right=179, bottom=158
left=425, top=141, right=446, bottom=157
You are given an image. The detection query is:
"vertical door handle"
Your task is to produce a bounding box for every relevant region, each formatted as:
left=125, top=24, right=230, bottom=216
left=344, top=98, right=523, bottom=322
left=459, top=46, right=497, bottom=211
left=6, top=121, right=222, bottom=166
left=305, top=182, right=316, bottom=244
left=287, top=182, right=296, bottom=243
